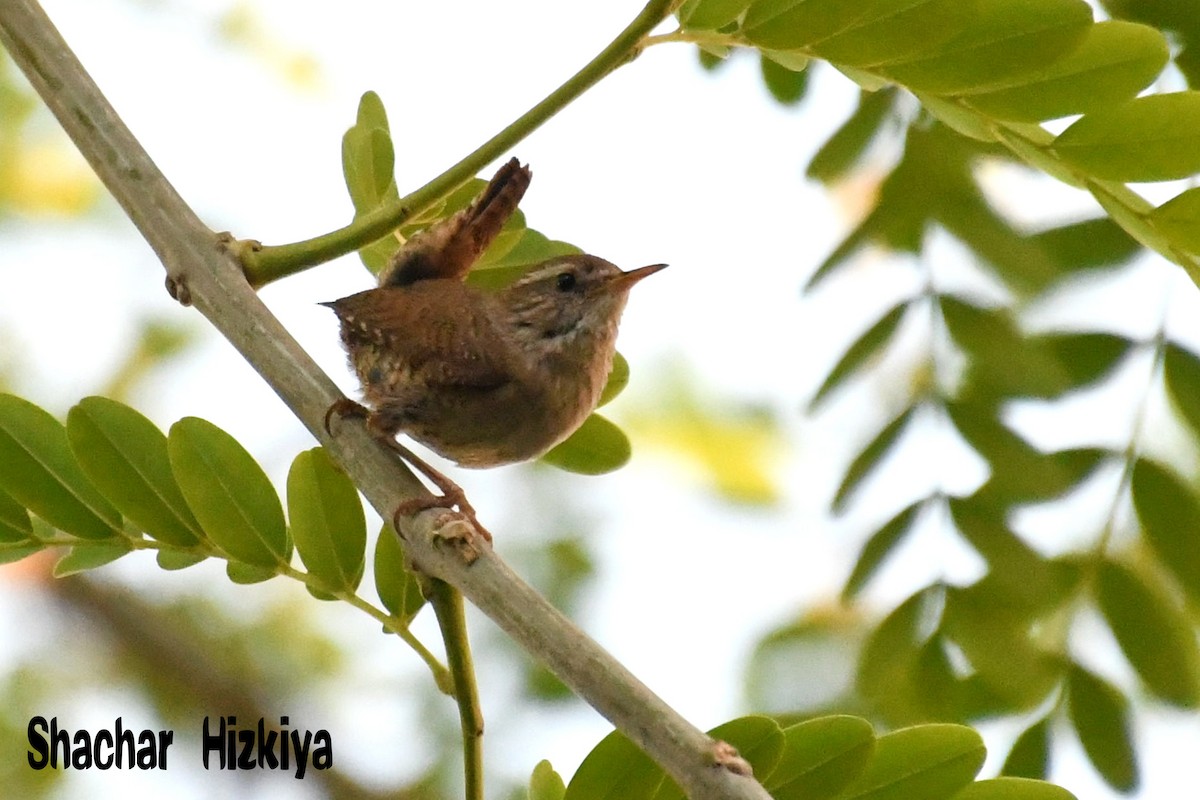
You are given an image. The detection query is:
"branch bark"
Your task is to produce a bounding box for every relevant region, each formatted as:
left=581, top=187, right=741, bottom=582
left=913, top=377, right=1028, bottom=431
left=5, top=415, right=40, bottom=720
left=0, top=2, right=772, bottom=798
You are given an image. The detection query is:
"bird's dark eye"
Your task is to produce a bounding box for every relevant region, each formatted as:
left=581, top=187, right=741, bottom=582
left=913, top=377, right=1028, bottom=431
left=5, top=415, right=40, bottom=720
left=555, top=272, right=577, bottom=292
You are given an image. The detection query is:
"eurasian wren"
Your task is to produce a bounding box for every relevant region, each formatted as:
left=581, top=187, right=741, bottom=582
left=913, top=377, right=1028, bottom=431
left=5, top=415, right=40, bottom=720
left=323, top=158, right=664, bottom=539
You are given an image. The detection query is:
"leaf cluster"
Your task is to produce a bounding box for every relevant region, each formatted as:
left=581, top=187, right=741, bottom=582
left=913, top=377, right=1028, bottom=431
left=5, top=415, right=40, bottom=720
left=673, top=0, right=1200, bottom=282
left=0, top=393, right=428, bottom=634
left=664, top=1, right=1200, bottom=794
left=529, top=714, right=1073, bottom=800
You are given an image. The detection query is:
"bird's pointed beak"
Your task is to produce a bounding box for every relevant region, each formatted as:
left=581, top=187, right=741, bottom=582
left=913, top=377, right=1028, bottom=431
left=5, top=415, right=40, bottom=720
left=610, top=263, right=668, bottom=291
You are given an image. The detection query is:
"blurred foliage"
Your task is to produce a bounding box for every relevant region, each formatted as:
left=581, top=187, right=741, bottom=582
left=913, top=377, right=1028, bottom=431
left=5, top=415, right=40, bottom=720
left=621, top=360, right=785, bottom=505
left=217, top=2, right=323, bottom=91
left=0, top=49, right=98, bottom=216
left=677, top=1, right=1200, bottom=793
left=100, top=318, right=196, bottom=401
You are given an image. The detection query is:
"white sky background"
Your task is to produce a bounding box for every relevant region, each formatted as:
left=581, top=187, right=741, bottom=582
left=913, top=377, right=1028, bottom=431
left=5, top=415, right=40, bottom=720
left=1, top=0, right=1196, bottom=797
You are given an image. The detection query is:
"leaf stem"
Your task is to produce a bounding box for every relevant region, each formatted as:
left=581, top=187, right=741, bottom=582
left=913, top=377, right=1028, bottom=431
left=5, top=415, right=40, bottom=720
left=242, top=0, right=679, bottom=288
left=429, top=579, right=485, bottom=800
left=278, top=562, right=455, bottom=693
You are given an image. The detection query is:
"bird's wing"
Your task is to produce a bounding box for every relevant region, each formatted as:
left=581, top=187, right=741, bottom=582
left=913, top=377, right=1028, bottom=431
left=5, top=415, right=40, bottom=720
left=322, top=284, right=515, bottom=391
left=380, top=158, right=531, bottom=287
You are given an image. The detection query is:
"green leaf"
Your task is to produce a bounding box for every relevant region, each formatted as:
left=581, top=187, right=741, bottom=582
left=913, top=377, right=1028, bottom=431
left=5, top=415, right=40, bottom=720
left=354, top=89, right=389, bottom=136
left=767, top=716, right=875, bottom=800
left=745, top=615, right=861, bottom=716
left=1165, top=343, right=1200, bottom=438
left=882, top=0, right=1092, bottom=93
left=374, top=524, right=426, bottom=624
left=1130, top=458, right=1200, bottom=606
left=698, top=46, right=731, bottom=68
left=832, top=405, right=916, bottom=513
left=1001, top=718, right=1050, bottom=780
left=858, top=587, right=942, bottom=722
left=0, top=543, right=42, bottom=565
left=541, top=413, right=631, bottom=475
left=954, top=777, right=1078, bottom=800
left=942, top=585, right=1062, bottom=709
left=167, top=417, right=290, bottom=569
left=52, top=542, right=131, bottom=577
left=530, top=759, right=567, bottom=800
left=932, top=187, right=1077, bottom=293
left=1035, top=449, right=1111, bottom=497
left=67, top=397, right=202, bottom=546
left=1180, top=42, right=1200, bottom=89
left=1052, top=91, right=1200, bottom=182
left=225, top=561, right=277, bottom=584
left=762, top=49, right=811, bottom=71
left=939, top=297, right=1070, bottom=398
left=835, top=64, right=893, bottom=92
left=564, top=729, right=664, bottom=800
left=1101, top=0, right=1200, bottom=36
left=807, top=89, right=897, bottom=184
left=1032, top=332, right=1132, bottom=390
left=1096, top=559, right=1200, bottom=707
left=804, top=209, right=890, bottom=291
left=652, top=717, right=784, bottom=800
left=948, top=400, right=1106, bottom=503
left=1151, top=186, right=1200, bottom=254
left=760, top=53, right=809, bottom=105
left=598, top=352, right=630, bottom=407
left=842, top=724, right=986, bottom=800
left=832, top=1, right=996, bottom=68
left=842, top=501, right=922, bottom=601
left=949, top=497, right=1079, bottom=612
left=679, top=0, right=753, bottom=30
left=1066, top=664, right=1138, bottom=792
left=0, top=487, right=32, bottom=543
left=914, top=151, right=1067, bottom=284
left=342, top=92, right=400, bottom=273
left=811, top=302, right=909, bottom=410
left=156, top=550, right=206, bottom=571
left=743, top=0, right=973, bottom=58
left=342, top=91, right=396, bottom=214
left=0, top=393, right=121, bottom=540
left=287, top=448, right=366, bottom=597
left=962, top=21, right=1169, bottom=121
left=1030, top=217, right=1141, bottom=272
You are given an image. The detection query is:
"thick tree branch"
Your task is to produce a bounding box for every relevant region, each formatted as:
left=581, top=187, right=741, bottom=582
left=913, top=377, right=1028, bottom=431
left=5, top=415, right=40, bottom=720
left=0, top=2, right=771, bottom=798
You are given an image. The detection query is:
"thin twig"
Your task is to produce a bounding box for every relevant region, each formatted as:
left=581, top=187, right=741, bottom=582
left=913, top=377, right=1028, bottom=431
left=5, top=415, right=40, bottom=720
left=241, top=0, right=678, bottom=288
left=428, top=580, right=484, bottom=800
left=0, top=2, right=772, bottom=798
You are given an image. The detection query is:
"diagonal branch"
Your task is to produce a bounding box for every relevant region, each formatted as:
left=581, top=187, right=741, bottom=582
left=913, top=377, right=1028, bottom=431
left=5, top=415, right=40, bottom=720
left=0, top=2, right=772, bottom=799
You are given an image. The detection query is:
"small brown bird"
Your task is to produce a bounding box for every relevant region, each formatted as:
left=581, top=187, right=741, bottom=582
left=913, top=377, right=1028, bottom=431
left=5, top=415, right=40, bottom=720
left=323, top=158, right=664, bottom=539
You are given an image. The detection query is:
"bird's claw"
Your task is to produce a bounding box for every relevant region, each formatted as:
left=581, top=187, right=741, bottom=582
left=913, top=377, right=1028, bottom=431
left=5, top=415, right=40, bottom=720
left=323, top=397, right=369, bottom=436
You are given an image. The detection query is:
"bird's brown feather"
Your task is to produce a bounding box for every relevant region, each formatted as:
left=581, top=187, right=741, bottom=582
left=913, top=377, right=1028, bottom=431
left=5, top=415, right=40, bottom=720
left=323, top=281, right=516, bottom=392
left=381, top=157, right=531, bottom=287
